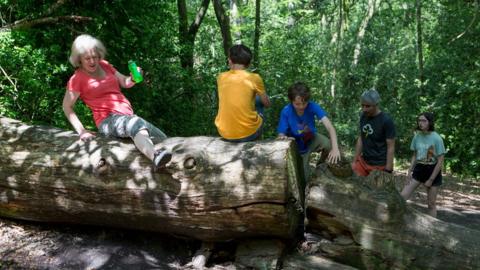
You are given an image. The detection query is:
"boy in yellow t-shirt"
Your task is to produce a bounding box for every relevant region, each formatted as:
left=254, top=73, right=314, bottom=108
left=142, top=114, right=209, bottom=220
left=215, top=44, right=271, bottom=142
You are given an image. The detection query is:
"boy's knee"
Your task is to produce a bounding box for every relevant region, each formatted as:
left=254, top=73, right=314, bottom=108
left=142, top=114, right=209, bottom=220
left=313, top=133, right=331, bottom=151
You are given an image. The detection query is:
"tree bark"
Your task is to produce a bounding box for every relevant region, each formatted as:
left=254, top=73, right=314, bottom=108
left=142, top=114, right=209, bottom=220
left=416, top=0, right=424, bottom=86
left=0, top=16, right=92, bottom=32
left=229, top=0, right=242, bottom=43
left=352, top=0, right=378, bottom=67
left=330, top=0, right=345, bottom=98
left=253, top=0, right=261, bottom=69
left=448, top=0, right=479, bottom=44
left=213, top=0, right=233, bottom=60
left=177, top=0, right=210, bottom=69
left=0, top=117, right=303, bottom=242
left=0, top=0, right=89, bottom=32
left=306, top=165, right=480, bottom=269
left=283, top=253, right=357, bottom=270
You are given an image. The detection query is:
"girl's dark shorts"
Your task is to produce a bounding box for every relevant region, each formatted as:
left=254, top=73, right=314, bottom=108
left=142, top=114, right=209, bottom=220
left=412, top=163, right=442, bottom=186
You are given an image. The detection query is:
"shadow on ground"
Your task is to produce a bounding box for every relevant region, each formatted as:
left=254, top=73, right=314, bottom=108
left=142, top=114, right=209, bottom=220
left=0, top=219, right=199, bottom=270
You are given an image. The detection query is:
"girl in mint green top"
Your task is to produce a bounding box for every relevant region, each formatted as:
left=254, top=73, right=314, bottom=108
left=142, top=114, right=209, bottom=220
left=410, top=131, right=445, bottom=165
left=400, top=112, right=445, bottom=217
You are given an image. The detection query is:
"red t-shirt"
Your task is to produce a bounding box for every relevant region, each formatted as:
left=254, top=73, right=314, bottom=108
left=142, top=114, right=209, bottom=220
left=67, top=60, right=134, bottom=127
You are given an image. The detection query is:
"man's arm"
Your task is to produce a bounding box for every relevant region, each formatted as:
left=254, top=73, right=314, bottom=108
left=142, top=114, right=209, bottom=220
left=354, top=136, right=363, bottom=158
left=385, top=138, right=395, bottom=171
left=352, top=136, right=363, bottom=167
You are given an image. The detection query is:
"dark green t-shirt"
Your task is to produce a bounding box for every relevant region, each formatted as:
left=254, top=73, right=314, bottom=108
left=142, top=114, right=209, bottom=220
left=360, top=111, right=396, bottom=165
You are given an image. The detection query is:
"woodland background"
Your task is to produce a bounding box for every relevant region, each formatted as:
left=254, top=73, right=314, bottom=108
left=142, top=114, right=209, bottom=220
left=0, top=0, right=479, bottom=177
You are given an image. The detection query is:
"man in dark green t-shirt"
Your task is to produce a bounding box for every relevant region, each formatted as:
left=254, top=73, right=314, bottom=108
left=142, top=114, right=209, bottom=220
left=352, top=88, right=396, bottom=176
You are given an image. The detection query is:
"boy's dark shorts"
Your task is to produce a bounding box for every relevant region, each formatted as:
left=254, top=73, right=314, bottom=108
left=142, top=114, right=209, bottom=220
left=412, top=163, right=442, bottom=186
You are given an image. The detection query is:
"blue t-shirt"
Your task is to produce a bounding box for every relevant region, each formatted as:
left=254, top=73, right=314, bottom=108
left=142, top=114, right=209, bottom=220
left=277, top=102, right=327, bottom=153
left=410, top=131, right=445, bottom=164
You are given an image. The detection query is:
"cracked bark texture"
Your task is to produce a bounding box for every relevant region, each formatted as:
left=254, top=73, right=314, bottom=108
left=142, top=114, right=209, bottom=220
left=306, top=165, right=480, bottom=269
left=0, top=117, right=303, bottom=241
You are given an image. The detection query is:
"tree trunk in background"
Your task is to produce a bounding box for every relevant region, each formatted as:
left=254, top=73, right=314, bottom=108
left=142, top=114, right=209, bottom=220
left=416, top=0, right=424, bottom=87
left=213, top=0, right=232, bottom=60
left=330, top=0, right=344, bottom=98
left=352, top=0, right=378, bottom=67
left=177, top=0, right=210, bottom=69
left=230, top=0, right=242, bottom=43
left=253, top=0, right=261, bottom=69
left=0, top=117, right=304, bottom=242
left=305, top=165, right=480, bottom=270
left=177, top=0, right=210, bottom=99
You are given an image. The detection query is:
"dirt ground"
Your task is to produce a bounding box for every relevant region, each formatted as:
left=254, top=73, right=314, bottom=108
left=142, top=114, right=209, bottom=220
left=0, top=220, right=200, bottom=270
left=403, top=174, right=480, bottom=230
left=1, top=174, right=479, bottom=270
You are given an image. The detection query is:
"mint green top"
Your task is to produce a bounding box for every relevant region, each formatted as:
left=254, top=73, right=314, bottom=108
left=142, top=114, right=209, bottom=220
left=410, top=131, right=445, bottom=164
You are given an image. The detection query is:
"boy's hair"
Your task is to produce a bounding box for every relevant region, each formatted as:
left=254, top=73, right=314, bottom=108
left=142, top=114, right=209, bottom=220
left=69, top=34, right=106, bottom=68
left=288, top=82, right=311, bottom=101
left=417, top=112, right=435, bottom=131
left=229, top=44, right=252, bottom=66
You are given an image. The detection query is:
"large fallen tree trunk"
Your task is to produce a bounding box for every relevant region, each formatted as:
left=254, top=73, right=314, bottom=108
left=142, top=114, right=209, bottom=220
left=306, top=165, right=480, bottom=269
left=0, top=117, right=303, bottom=241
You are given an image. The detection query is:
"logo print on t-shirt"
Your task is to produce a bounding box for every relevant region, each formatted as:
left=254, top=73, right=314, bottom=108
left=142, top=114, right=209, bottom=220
left=426, top=145, right=435, bottom=162
left=362, top=124, right=374, bottom=137
left=297, top=122, right=313, bottom=144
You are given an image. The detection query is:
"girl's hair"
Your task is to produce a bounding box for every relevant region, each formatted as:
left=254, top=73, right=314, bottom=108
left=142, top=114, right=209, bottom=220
left=417, top=112, right=435, bottom=131
left=287, top=82, right=311, bottom=101
left=69, top=34, right=106, bottom=68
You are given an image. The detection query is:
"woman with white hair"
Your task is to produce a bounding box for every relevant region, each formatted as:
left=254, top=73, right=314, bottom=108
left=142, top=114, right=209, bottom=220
left=63, top=34, right=171, bottom=169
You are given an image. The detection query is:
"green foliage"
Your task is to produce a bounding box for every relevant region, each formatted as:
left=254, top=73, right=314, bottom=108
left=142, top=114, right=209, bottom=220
left=0, top=31, right=71, bottom=127
left=421, top=0, right=480, bottom=177
left=0, top=0, right=478, bottom=177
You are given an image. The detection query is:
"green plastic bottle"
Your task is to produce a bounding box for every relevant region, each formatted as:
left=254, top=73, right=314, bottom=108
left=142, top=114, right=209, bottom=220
left=128, top=60, right=143, bottom=83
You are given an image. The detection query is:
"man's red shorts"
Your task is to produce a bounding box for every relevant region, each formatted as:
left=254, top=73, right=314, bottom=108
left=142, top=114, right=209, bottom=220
left=351, top=155, right=386, bottom=176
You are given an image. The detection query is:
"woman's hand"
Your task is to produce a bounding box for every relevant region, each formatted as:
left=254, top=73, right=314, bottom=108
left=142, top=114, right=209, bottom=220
left=424, top=178, right=434, bottom=187
left=79, top=130, right=96, bottom=141
left=129, top=66, right=143, bottom=82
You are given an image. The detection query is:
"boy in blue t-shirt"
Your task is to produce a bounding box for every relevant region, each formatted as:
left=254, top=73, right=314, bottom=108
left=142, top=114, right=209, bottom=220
left=277, top=82, right=340, bottom=178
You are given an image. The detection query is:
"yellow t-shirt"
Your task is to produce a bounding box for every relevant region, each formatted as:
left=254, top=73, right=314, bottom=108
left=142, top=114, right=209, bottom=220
left=215, top=70, right=266, bottom=139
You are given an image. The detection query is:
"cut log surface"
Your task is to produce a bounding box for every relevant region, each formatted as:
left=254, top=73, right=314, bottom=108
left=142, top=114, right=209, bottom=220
left=0, top=117, right=303, bottom=241
left=306, top=165, right=480, bottom=270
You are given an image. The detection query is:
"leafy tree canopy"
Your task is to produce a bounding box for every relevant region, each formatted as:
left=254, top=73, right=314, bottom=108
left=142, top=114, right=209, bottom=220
left=1, top=0, right=478, bottom=176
